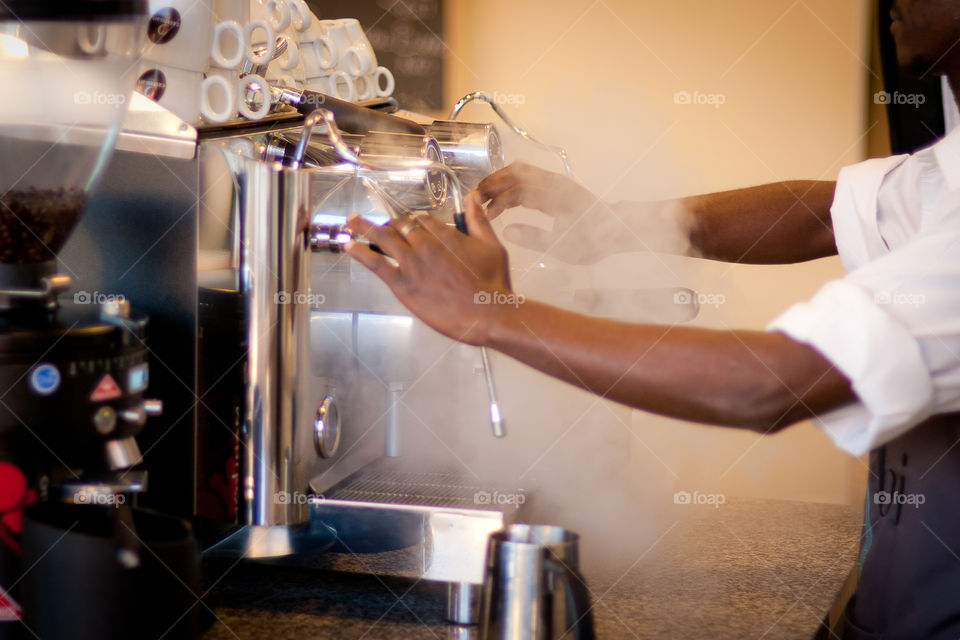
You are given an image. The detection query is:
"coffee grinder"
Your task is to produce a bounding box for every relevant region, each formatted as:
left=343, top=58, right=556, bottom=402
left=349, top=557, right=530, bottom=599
left=0, top=2, right=201, bottom=639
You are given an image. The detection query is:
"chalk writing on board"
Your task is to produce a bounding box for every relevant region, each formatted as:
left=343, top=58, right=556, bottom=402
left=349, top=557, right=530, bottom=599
left=308, top=0, right=445, bottom=112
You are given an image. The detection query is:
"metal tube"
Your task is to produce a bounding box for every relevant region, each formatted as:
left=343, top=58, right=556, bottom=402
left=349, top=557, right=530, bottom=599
left=448, top=91, right=574, bottom=178
left=446, top=582, right=481, bottom=625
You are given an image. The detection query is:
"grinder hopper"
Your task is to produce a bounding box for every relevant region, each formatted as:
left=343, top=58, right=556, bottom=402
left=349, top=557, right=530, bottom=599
left=0, top=1, right=145, bottom=305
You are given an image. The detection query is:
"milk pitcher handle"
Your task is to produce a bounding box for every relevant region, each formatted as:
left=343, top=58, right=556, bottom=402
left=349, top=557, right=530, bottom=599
left=545, top=558, right=596, bottom=640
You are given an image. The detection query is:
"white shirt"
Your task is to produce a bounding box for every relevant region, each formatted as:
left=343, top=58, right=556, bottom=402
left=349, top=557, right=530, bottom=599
left=768, top=126, right=960, bottom=456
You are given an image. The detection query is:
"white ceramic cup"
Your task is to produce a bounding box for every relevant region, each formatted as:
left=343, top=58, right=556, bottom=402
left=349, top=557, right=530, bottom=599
left=251, top=0, right=291, bottom=32
left=286, top=0, right=312, bottom=32
left=277, top=33, right=299, bottom=70
left=244, top=21, right=276, bottom=66
left=373, top=66, right=395, bottom=98
left=214, top=0, right=276, bottom=66
left=201, top=68, right=238, bottom=123
left=209, top=20, right=245, bottom=69
left=299, top=36, right=337, bottom=76
left=141, top=0, right=214, bottom=72
left=237, top=73, right=273, bottom=120
left=341, top=18, right=376, bottom=75
left=307, top=71, right=354, bottom=101
left=266, top=36, right=305, bottom=89
left=354, top=73, right=375, bottom=101
left=328, top=70, right=355, bottom=101
left=296, top=8, right=326, bottom=42
left=136, top=62, right=204, bottom=124
left=321, top=19, right=363, bottom=77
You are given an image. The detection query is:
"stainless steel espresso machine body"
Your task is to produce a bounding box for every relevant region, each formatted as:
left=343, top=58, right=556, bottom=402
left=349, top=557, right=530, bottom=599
left=62, top=92, right=516, bottom=621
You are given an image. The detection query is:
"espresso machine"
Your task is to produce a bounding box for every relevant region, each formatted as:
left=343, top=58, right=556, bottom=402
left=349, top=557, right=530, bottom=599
left=41, top=5, right=546, bottom=617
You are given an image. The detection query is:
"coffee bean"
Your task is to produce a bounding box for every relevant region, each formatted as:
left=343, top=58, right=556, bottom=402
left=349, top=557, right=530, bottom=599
left=0, top=187, right=86, bottom=263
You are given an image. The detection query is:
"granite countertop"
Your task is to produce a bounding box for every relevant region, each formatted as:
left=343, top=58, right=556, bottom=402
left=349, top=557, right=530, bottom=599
left=201, top=498, right=862, bottom=639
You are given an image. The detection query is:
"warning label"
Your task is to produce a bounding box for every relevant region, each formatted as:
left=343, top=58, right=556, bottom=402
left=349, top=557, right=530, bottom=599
left=90, top=374, right=122, bottom=402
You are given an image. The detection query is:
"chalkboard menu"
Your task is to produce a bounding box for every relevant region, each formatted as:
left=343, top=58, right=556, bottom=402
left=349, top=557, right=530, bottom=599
left=308, top=0, right=445, bottom=112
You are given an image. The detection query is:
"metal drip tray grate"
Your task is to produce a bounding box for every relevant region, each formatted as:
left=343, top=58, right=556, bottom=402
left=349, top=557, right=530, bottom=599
left=323, top=459, right=526, bottom=511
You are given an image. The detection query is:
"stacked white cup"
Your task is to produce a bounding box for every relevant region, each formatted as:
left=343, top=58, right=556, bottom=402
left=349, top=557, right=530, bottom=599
left=295, top=10, right=350, bottom=101
left=264, top=0, right=309, bottom=90
left=136, top=0, right=216, bottom=123
left=339, top=18, right=393, bottom=101
left=136, top=0, right=278, bottom=124
left=217, top=0, right=275, bottom=121
left=295, top=14, right=395, bottom=103
left=136, top=0, right=396, bottom=122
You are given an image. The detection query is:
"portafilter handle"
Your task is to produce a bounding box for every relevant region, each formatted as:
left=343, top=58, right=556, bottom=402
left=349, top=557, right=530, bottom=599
left=449, top=91, right=574, bottom=178
left=305, top=108, right=506, bottom=439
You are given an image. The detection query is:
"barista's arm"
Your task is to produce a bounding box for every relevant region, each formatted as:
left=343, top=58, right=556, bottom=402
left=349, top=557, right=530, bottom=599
left=345, top=195, right=854, bottom=432
left=477, top=163, right=837, bottom=265
left=480, top=300, right=853, bottom=431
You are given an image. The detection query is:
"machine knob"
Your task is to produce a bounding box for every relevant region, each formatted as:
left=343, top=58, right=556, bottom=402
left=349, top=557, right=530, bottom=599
left=92, top=406, right=117, bottom=435
left=314, top=396, right=341, bottom=459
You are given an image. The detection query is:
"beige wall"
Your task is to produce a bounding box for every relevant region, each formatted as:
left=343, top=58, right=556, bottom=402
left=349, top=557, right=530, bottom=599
left=442, top=0, right=873, bottom=504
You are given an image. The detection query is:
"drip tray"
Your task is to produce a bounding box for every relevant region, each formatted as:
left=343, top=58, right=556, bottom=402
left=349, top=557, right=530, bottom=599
left=322, top=459, right=527, bottom=509
left=305, top=458, right=529, bottom=584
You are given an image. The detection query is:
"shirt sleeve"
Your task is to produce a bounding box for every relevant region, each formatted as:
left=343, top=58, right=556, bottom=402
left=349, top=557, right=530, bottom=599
left=768, top=229, right=960, bottom=456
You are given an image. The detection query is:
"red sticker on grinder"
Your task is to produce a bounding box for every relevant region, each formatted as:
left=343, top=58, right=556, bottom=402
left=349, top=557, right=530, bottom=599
left=90, top=374, right=122, bottom=402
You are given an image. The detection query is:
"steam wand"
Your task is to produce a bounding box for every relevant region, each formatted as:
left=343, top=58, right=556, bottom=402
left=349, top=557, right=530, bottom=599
left=449, top=91, right=574, bottom=178
left=303, top=109, right=506, bottom=438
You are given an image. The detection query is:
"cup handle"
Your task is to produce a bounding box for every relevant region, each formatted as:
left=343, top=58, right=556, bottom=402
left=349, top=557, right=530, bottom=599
left=279, top=38, right=299, bottom=70
left=329, top=71, right=356, bottom=102
left=355, top=75, right=373, bottom=101
left=375, top=66, right=395, bottom=98
left=238, top=73, right=273, bottom=120
left=313, top=36, right=338, bottom=70
left=545, top=558, right=596, bottom=640
left=342, top=47, right=364, bottom=76
left=211, top=21, right=245, bottom=69
left=201, top=75, right=235, bottom=123
left=245, top=21, right=276, bottom=65
left=287, top=0, right=311, bottom=31
left=265, top=0, right=292, bottom=31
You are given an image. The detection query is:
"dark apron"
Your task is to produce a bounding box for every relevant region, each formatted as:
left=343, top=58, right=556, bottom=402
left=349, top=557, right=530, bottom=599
left=842, top=413, right=960, bottom=639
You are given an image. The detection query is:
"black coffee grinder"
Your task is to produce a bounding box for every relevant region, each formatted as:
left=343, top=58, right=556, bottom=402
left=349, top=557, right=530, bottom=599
left=0, top=3, right=200, bottom=639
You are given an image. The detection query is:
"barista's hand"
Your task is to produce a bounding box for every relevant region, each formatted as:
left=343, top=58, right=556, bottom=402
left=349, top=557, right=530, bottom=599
left=345, top=192, right=513, bottom=346
left=475, top=162, right=610, bottom=264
